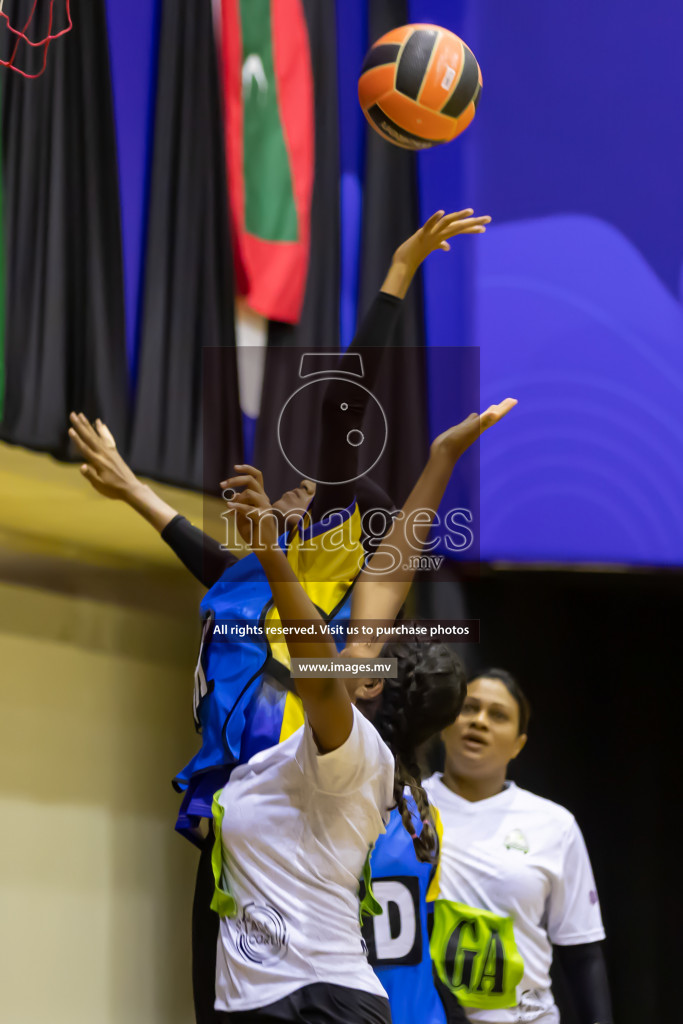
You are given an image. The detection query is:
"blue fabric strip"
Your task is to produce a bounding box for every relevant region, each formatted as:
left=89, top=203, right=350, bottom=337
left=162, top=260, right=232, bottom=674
left=335, top=0, right=368, bottom=350
left=104, top=0, right=162, bottom=385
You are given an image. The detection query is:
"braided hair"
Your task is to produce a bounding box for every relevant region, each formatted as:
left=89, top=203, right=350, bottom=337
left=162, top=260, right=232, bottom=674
left=370, top=642, right=466, bottom=863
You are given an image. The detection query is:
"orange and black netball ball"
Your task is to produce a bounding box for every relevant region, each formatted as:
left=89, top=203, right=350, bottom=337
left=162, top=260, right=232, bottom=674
left=358, top=24, right=482, bottom=150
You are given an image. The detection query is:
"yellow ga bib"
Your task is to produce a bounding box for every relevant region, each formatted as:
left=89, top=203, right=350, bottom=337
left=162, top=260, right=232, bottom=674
left=430, top=899, right=524, bottom=1010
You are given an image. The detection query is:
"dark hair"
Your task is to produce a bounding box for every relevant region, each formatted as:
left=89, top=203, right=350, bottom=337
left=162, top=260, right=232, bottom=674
left=470, top=668, right=531, bottom=735
left=372, top=642, right=466, bottom=863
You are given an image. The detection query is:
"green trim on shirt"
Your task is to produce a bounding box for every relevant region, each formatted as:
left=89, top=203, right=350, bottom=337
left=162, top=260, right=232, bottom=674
left=211, top=792, right=381, bottom=926
left=359, top=846, right=383, bottom=922
left=210, top=793, right=237, bottom=918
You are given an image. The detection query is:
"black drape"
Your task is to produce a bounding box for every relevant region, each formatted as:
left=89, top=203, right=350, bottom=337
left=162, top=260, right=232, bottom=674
left=129, top=0, right=241, bottom=492
left=355, top=0, right=430, bottom=510
left=252, top=0, right=341, bottom=499
left=254, top=0, right=429, bottom=509
left=0, top=0, right=127, bottom=454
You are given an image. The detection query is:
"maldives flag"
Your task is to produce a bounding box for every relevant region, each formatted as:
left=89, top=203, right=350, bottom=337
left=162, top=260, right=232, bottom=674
left=221, top=0, right=314, bottom=324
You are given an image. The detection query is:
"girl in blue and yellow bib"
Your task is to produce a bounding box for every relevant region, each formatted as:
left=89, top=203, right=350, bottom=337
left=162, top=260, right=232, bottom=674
left=68, top=209, right=495, bottom=1024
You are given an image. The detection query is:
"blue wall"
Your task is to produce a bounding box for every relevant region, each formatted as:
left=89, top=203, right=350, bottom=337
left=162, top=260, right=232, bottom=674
left=410, top=0, right=683, bottom=565
left=107, top=0, right=683, bottom=565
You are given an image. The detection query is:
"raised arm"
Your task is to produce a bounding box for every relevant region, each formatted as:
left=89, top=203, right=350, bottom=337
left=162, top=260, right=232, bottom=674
left=310, top=208, right=492, bottom=524
left=68, top=412, right=237, bottom=586
left=225, top=489, right=353, bottom=753
left=348, top=401, right=517, bottom=654
left=380, top=208, right=490, bottom=299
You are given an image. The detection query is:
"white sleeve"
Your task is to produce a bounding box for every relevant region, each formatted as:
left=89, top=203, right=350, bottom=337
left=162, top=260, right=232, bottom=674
left=546, top=818, right=606, bottom=945
left=300, top=705, right=394, bottom=810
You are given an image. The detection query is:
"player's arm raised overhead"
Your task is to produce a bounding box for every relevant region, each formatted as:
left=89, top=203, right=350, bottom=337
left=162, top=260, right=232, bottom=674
left=347, top=401, right=517, bottom=656
left=225, top=482, right=353, bottom=754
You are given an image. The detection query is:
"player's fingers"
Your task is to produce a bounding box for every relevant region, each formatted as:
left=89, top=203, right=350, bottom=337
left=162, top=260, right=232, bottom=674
left=68, top=427, right=99, bottom=461
left=224, top=500, right=262, bottom=523
left=68, top=412, right=94, bottom=445
left=495, top=398, right=518, bottom=415
left=439, top=209, right=475, bottom=224
left=479, top=398, right=518, bottom=429
left=422, top=210, right=446, bottom=232
left=80, top=464, right=99, bottom=484
left=220, top=475, right=259, bottom=491
left=440, top=216, right=491, bottom=236
left=232, top=464, right=265, bottom=488
left=439, top=210, right=488, bottom=223
left=236, top=488, right=265, bottom=507
left=95, top=419, right=117, bottom=448
left=230, top=489, right=272, bottom=513
left=76, top=412, right=102, bottom=446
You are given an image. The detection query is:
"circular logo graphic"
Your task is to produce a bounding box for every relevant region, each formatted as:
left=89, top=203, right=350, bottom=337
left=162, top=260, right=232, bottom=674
left=234, top=903, right=289, bottom=965
left=277, top=377, right=388, bottom=485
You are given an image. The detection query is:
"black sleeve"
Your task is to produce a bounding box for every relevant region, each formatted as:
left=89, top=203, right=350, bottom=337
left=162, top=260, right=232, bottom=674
left=350, top=289, right=403, bottom=352
left=160, top=514, right=237, bottom=588
left=309, top=291, right=403, bottom=522
left=554, top=941, right=614, bottom=1024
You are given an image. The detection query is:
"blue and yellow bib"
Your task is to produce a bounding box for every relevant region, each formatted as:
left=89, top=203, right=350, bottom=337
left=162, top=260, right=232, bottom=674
left=174, top=505, right=363, bottom=841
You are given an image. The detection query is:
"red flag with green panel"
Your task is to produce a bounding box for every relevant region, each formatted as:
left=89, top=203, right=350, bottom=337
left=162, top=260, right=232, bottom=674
left=221, top=0, right=314, bottom=324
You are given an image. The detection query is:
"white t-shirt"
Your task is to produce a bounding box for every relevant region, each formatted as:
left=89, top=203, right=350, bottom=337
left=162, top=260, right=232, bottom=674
left=423, top=775, right=605, bottom=1024
left=214, top=705, right=395, bottom=1012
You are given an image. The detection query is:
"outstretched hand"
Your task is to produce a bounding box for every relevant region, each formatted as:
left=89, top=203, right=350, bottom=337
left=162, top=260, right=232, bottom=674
left=430, top=399, right=518, bottom=464
left=393, top=208, right=491, bottom=269
left=220, top=464, right=271, bottom=506
left=68, top=412, right=140, bottom=500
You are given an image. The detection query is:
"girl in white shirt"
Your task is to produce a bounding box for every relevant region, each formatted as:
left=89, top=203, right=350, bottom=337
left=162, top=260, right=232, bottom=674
left=425, top=669, right=613, bottom=1024
left=215, top=403, right=516, bottom=1023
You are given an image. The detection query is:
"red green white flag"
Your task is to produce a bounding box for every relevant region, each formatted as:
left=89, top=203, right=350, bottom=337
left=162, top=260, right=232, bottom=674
left=221, top=0, right=314, bottom=324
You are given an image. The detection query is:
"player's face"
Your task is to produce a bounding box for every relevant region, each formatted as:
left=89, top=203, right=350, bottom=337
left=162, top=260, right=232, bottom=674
left=442, top=676, right=526, bottom=779
left=271, top=479, right=316, bottom=525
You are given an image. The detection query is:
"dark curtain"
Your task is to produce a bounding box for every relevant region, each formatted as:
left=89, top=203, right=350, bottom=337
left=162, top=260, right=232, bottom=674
left=129, top=0, right=241, bottom=492
left=454, top=567, right=679, bottom=1024
left=357, top=0, right=429, bottom=509
left=255, top=0, right=429, bottom=509
left=252, top=0, right=341, bottom=498
left=0, top=0, right=127, bottom=453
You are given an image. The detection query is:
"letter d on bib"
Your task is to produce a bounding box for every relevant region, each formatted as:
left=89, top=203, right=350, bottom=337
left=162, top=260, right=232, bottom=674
left=362, top=876, right=422, bottom=966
